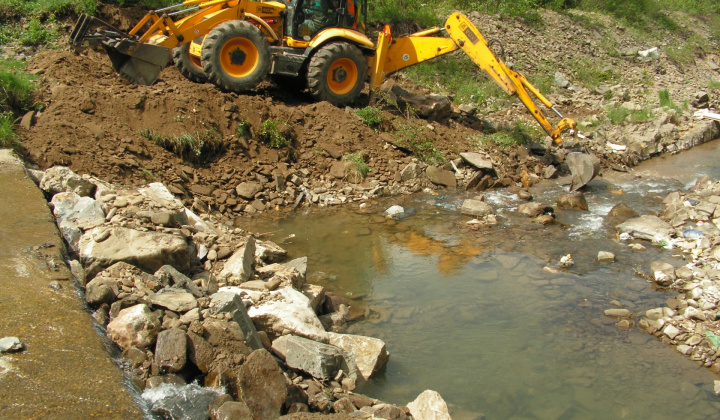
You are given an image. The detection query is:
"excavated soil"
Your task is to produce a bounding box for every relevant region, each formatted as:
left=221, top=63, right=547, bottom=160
left=14, top=5, right=720, bottom=219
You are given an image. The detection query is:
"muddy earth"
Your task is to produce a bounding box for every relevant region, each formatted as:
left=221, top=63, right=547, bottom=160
left=11, top=5, right=720, bottom=222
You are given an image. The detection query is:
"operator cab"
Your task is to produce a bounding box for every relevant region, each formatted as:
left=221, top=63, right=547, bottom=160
left=283, top=0, right=366, bottom=41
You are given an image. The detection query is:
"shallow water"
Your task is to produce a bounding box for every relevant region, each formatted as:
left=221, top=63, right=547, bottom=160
left=241, top=140, right=720, bottom=419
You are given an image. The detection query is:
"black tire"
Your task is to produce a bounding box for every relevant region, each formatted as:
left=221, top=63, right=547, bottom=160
left=201, top=20, right=271, bottom=92
left=173, top=43, right=208, bottom=83
left=307, top=42, right=367, bottom=107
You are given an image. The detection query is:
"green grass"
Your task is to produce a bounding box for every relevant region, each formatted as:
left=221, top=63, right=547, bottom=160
left=140, top=128, right=224, bottom=162
left=475, top=120, right=539, bottom=149
left=709, top=79, right=720, bottom=90
left=354, top=106, right=384, bottom=129
left=605, top=105, right=654, bottom=125
left=259, top=120, right=290, bottom=148
left=342, top=151, right=371, bottom=180
left=393, top=122, right=445, bottom=164
left=0, top=60, right=36, bottom=114
left=572, top=60, right=617, bottom=90
left=0, top=0, right=96, bottom=18
left=18, top=17, right=57, bottom=46
left=0, top=112, right=18, bottom=149
left=659, top=89, right=680, bottom=111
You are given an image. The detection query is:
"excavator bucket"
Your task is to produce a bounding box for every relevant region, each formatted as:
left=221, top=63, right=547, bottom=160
left=69, top=14, right=171, bottom=85
left=102, top=39, right=171, bottom=85
left=566, top=152, right=600, bottom=192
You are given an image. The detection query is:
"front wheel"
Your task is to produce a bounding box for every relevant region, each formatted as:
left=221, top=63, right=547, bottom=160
left=173, top=43, right=208, bottom=83
left=201, top=20, right=271, bottom=92
left=306, top=42, right=367, bottom=107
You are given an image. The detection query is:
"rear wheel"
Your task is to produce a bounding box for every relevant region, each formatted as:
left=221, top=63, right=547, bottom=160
left=307, top=42, right=367, bottom=107
left=173, top=43, right=208, bottom=83
left=201, top=20, right=270, bottom=92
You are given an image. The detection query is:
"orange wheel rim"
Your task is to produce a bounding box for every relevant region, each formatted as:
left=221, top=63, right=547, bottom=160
left=189, top=52, right=203, bottom=71
left=220, top=38, right=259, bottom=78
left=326, top=58, right=358, bottom=95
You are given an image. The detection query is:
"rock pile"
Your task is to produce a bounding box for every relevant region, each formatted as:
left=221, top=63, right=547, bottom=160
left=34, top=166, right=451, bottom=419
left=613, top=176, right=720, bottom=376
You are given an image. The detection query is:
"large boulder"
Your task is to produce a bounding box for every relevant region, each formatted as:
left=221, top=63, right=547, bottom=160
left=461, top=199, right=494, bottom=217
left=155, top=328, right=187, bottom=373
left=143, top=383, right=222, bottom=420
left=327, top=332, right=389, bottom=380
left=616, top=215, right=673, bottom=243
left=40, top=166, right=95, bottom=197
left=426, top=166, right=457, bottom=188
left=218, top=237, right=255, bottom=285
left=459, top=152, right=494, bottom=171
left=106, top=304, right=161, bottom=350
left=238, top=349, right=288, bottom=419
left=221, top=286, right=328, bottom=343
left=51, top=192, right=105, bottom=251
left=79, top=227, right=190, bottom=279
left=407, top=390, right=452, bottom=420
left=209, top=292, right=264, bottom=350
left=272, top=335, right=355, bottom=381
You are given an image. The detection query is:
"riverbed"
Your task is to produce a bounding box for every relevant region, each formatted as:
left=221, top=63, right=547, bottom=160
left=239, top=140, right=720, bottom=419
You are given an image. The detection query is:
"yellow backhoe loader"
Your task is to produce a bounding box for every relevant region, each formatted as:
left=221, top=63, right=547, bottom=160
left=69, top=0, right=599, bottom=189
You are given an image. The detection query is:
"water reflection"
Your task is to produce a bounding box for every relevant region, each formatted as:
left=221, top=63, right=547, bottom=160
left=237, top=140, right=720, bottom=419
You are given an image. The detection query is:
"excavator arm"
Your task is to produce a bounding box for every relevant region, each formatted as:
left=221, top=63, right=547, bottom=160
left=370, top=12, right=576, bottom=143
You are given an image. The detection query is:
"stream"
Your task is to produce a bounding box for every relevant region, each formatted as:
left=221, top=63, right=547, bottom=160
left=240, top=139, right=720, bottom=419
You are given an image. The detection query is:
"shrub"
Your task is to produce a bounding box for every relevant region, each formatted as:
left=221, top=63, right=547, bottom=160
left=354, top=106, right=384, bottom=129
left=0, top=60, right=36, bottom=114
left=18, top=17, right=57, bottom=46
left=342, top=151, right=371, bottom=181
left=392, top=123, right=445, bottom=164
left=259, top=120, right=290, bottom=148
left=0, top=0, right=96, bottom=18
left=140, top=128, right=224, bottom=162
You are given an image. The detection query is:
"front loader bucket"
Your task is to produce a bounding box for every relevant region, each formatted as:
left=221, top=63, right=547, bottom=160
left=69, top=14, right=171, bottom=86
left=566, top=152, right=600, bottom=192
left=103, top=39, right=172, bottom=85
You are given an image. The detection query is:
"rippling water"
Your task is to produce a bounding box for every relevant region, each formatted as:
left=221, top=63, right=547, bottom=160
left=240, top=140, right=720, bottom=419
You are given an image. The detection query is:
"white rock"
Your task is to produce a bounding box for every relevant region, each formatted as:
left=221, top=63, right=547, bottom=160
left=40, top=166, right=95, bottom=197
left=328, top=332, right=389, bottom=380
left=663, top=324, right=680, bottom=340
left=243, top=287, right=328, bottom=343
left=407, top=390, right=452, bottom=420
left=51, top=192, right=105, bottom=251
left=218, top=237, right=256, bottom=285
left=106, top=304, right=160, bottom=350
left=383, top=205, right=405, bottom=219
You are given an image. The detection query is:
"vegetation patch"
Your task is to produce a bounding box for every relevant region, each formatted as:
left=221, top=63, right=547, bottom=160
left=342, top=151, right=371, bottom=181
left=392, top=123, right=445, bottom=164
left=354, top=106, right=384, bottom=129
left=0, top=112, right=18, bottom=149
left=258, top=120, right=291, bottom=149
left=605, top=105, right=654, bottom=125
left=139, top=128, right=224, bottom=163
left=474, top=120, right=539, bottom=149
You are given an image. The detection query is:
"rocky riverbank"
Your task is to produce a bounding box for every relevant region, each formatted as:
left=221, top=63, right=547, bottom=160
left=26, top=165, right=453, bottom=419
left=600, top=175, right=720, bottom=391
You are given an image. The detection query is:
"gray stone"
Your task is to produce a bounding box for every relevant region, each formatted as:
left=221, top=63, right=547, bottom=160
left=556, top=192, right=589, bottom=211
left=51, top=192, right=105, bottom=251
left=677, top=344, right=693, bottom=355
left=650, top=261, right=676, bottom=286
left=407, top=390, right=452, bottom=420
left=302, top=284, right=325, bottom=313
left=597, top=251, right=615, bottom=262
left=543, top=165, right=559, bottom=179
left=646, top=308, right=664, bottom=320
left=663, top=324, right=681, bottom=339
left=235, top=182, right=262, bottom=200
left=459, top=153, right=493, bottom=171
left=371, top=404, right=409, bottom=420
left=40, top=166, right=95, bottom=197
left=272, top=335, right=354, bottom=381
left=0, top=337, right=24, bottom=353
left=209, top=292, right=263, bottom=350
left=255, top=239, right=287, bottom=263
left=517, top=202, right=550, bottom=218
left=214, top=401, right=253, bottom=420
left=684, top=306, right=706, bottom=321
left=460, top=199, right=494, bottom=217
left=284, top=257, right=308, bottom=282
left=604, top=308, right=630, bottom=318
left=617, top=215, right=673, bottom=243
left=218, top=237, right=255, bottom=285
left=144, top=383, right=222, bottom=420
left=383, top=205, right=405, bottom=219
left=155, top=328, right=187, bottom=373
left=328, top=332, right=389, bottom=380
left=107, top=304, right=161, bottom=350
left=553, top=72, right=570, bottom=88
left=239, top=349, right=288, bottom=420
left=148, top=291, right=197, bottom=313
left=400, top=162, right=423, bottom=181
left=79, top=227, right=190, bottom=280
left=426, top=166, right=456, bottom=188
left=256, top=263, right=304, bottom=289
left=154, top=265, right=202, bottom=298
